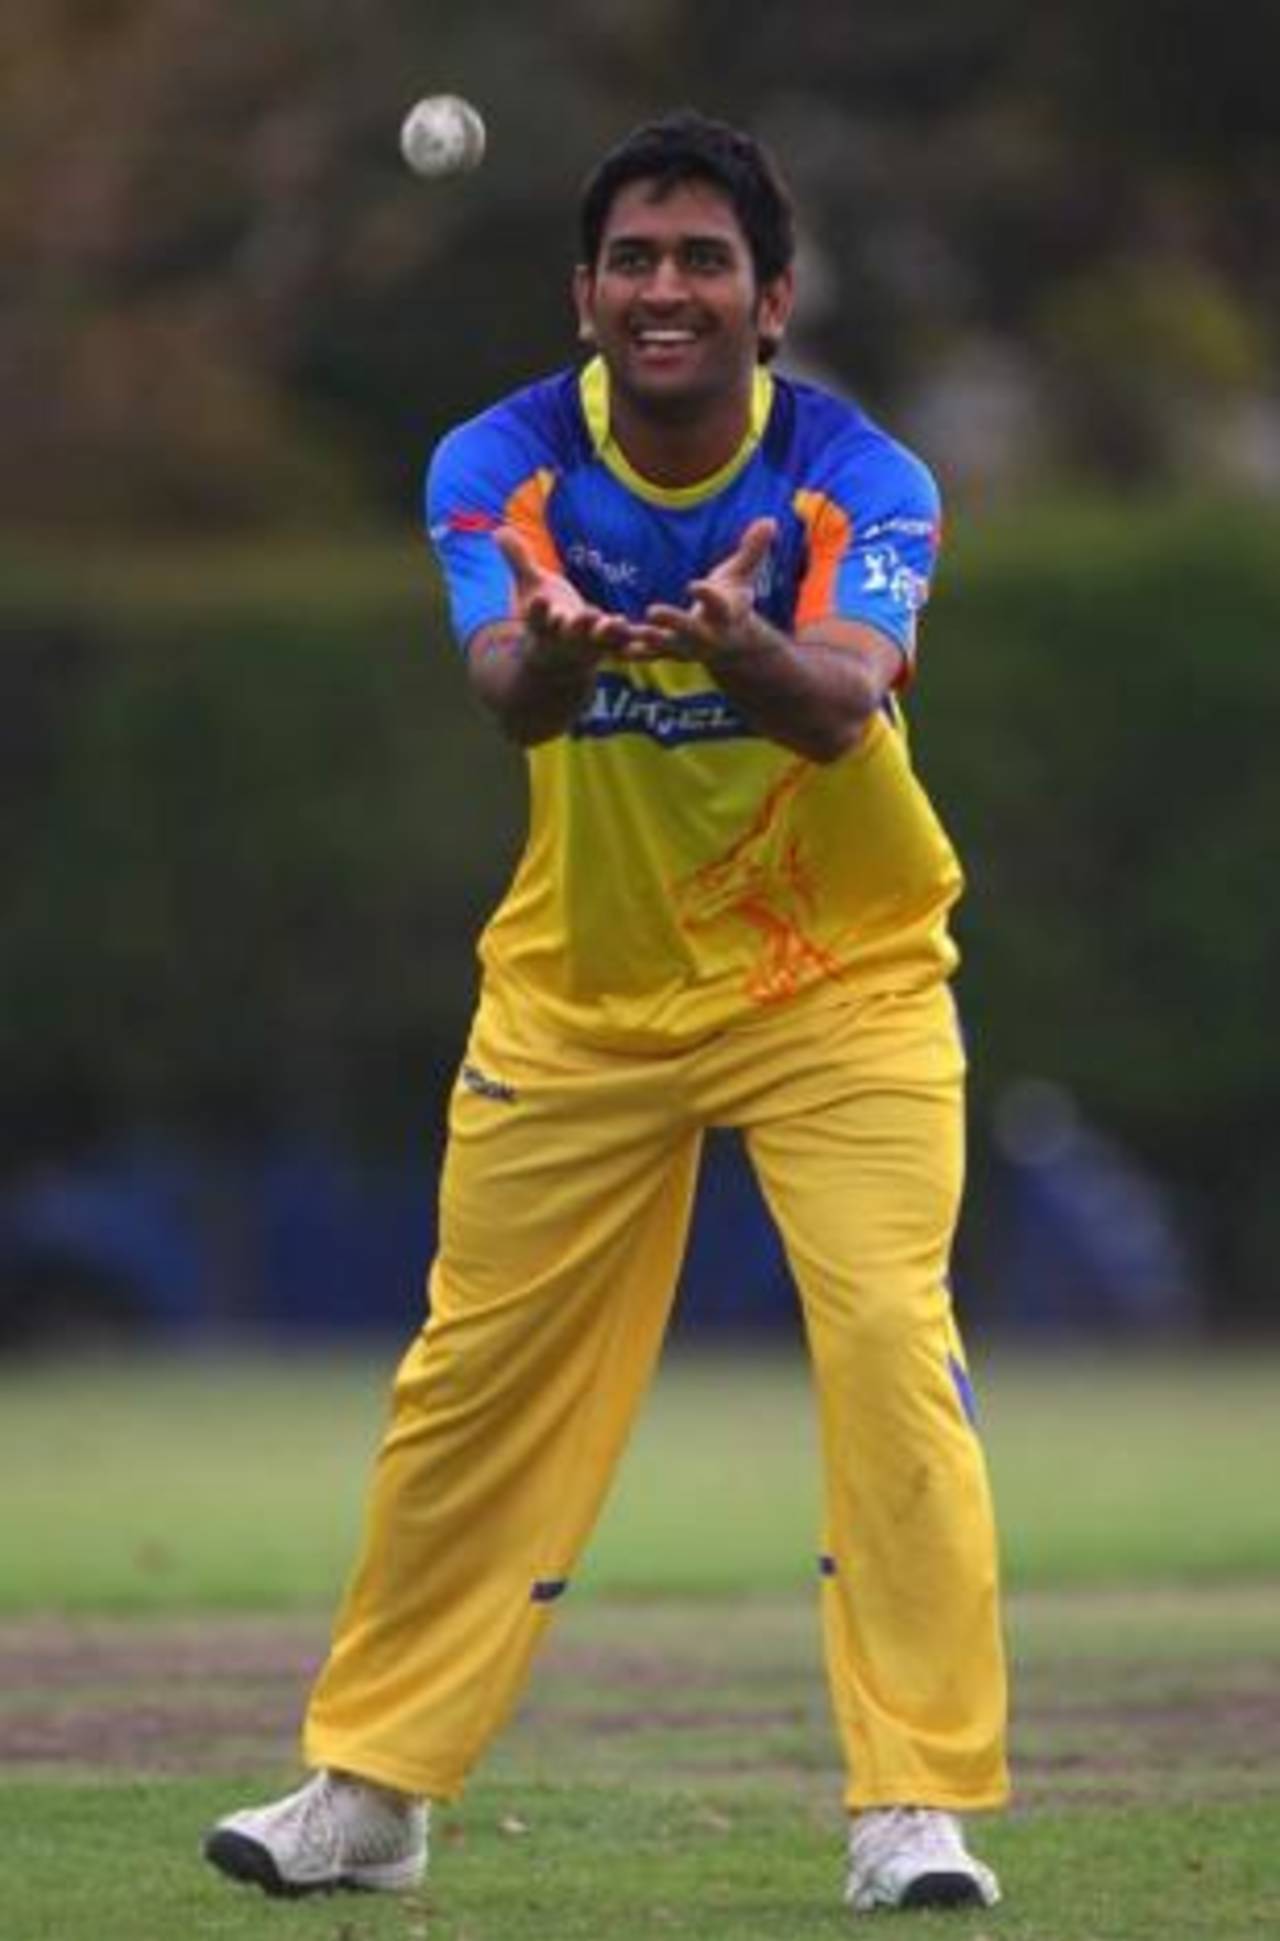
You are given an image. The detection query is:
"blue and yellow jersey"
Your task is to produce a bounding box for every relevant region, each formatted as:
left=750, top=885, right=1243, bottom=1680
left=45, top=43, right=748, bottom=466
left=426, top=357, right=963, bottom=1046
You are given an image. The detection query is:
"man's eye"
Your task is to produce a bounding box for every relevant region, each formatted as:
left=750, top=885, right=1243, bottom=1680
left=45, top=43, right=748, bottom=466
left=609, top=247, right=651, bottom=274
left=684, top=244, right=731, bottom=272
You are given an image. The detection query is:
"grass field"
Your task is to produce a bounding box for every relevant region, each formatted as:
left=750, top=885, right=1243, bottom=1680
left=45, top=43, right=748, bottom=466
left=2, top=1346, right=1279, bottom=1938
left=5, top=1346, right=1280, bottom=1611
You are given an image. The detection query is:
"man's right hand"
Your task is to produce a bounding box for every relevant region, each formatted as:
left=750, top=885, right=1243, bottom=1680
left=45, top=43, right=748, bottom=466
left=468, top=529, right=633, bottom=746
left=494, top=527, right=635, bottom=663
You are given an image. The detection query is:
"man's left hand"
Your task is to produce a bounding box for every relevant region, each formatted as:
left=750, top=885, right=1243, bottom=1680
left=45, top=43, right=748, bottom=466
left=622, top=518, right=777, bottom=663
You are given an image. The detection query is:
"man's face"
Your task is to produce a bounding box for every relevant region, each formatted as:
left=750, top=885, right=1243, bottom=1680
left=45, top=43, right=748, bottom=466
left=575, top=177, right=793, bottom=422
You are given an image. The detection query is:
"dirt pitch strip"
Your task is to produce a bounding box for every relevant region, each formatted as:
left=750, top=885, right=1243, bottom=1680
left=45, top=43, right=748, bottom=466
left=2, top=1588, right=1278, bottom=1811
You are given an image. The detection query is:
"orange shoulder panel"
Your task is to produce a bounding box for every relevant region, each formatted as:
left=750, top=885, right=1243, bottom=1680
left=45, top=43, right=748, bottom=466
left=792, top=488, right=852, bottom=631
left=503, top=468, right=561, bottom=573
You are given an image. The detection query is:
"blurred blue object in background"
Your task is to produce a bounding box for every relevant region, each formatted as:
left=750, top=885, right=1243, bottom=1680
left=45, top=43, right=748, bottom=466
left=986, top=1078, right=1201, bottom=1335
left=0, top=1142, right=207, bottom=1345
left=0, top=1131, right=792, bottom=1348
left=0, top=1138, right=431, bottom=1348
left=0, top=1107, right=1198, bottom=1351
left=253, top=1144, right=434, bottom=1334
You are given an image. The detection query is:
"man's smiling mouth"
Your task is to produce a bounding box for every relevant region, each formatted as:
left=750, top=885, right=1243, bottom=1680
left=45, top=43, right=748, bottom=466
left=632, top=326, right=701, bottom=348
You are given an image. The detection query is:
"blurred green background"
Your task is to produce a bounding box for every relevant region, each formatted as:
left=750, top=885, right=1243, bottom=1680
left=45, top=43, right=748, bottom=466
left=2, top=1, right=1279, bottom=1340
left=4, top=1349, right=1280, bottom=1613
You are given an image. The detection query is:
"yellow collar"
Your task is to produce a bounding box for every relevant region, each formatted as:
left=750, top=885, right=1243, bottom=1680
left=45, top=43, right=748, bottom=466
left=578, top=356, right=773, bottom=508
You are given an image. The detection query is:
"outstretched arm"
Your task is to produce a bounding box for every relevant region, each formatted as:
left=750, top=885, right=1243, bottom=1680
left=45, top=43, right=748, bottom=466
left=629, top=518, right=902, bottom=764
left=467, top=528, right=634, bottom=746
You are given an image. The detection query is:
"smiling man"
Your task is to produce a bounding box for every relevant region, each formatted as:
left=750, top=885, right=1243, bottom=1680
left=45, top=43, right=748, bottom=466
left=578, top=173, right=791, bottom=444
left=205, top=111, right=1009, bottom=1918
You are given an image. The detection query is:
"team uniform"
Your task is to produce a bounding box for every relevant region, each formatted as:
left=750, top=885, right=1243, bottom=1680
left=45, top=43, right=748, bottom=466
left=303, top=358, right=1008, bottom=1815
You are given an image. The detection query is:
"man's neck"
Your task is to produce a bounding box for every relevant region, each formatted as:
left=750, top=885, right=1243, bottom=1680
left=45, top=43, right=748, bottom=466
left=607, top=386, right=755, bottom=488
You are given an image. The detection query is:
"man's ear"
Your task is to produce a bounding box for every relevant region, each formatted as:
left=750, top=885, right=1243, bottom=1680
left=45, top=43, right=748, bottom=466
left=573, top=264, right=597, bottom=345
left=756, top=267, right=796, bottom=359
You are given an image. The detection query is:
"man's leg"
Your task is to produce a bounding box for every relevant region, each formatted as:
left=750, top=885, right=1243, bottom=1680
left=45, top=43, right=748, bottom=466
left=300, top=995, right=701, bottom=1802
left=733, top=984, right=1008, bottom=1815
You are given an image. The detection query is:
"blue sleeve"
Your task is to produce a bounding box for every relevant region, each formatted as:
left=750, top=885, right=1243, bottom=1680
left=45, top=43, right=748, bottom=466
left=809, top=433, right=942, bottom=669
left=424, top=416, right=538, bottom=653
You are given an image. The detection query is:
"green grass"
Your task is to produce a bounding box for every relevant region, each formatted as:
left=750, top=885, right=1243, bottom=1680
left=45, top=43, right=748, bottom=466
left=1, top=1779, right=1276, bottom=1940
left=3, top=1351, right=1280, bottom=1938
left=2, top=1347, right=1279, bottom=1612
left=1, top=1583, right=1279, bottom=1937
left=2, top=1584, right=1280, bottom=1937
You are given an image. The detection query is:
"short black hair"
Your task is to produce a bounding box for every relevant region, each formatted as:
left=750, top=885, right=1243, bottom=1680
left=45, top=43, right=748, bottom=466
left=578, top=110, right=796, bottom=288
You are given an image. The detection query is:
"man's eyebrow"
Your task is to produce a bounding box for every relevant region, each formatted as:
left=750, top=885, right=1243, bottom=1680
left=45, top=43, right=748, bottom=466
left=603, top=230, right=738, bottom=251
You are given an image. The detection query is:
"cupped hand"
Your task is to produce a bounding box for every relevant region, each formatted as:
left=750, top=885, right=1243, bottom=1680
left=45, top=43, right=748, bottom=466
left=494, top=527, right=636, bottom=659
left=623, top=518, right=777, bottom=662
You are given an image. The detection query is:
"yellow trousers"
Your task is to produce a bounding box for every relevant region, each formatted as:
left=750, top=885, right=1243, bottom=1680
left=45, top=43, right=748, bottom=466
left=304, top=977, right=1009, bottom=1811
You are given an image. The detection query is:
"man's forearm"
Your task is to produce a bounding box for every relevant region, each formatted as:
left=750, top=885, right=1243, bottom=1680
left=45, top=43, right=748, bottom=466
left=703, top=617, right=885, bottom=764
left=470, top=628, right=596, bottom=746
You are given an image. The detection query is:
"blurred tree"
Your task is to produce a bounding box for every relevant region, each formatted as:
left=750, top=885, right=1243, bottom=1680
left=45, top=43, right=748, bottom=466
left=1, top=0, right=1277, bottom=528
left=0, top=545, right=522, bottom=1158
left=1039, top=259, right=1271, bottom=479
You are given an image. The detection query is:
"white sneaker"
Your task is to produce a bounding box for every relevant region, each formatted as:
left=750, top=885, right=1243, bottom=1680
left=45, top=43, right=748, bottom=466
left=846, top=1807, right=1000, bottom=1913
left=203, top=1770, right=428, bottom=1897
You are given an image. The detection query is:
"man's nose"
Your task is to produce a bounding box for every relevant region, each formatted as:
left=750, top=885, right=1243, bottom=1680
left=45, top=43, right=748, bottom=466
left=641, top=254, right=690, bottom=301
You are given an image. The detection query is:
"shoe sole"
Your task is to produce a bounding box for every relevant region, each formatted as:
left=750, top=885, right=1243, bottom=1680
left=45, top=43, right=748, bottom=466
left=900, top=1871, right=990, bottom=1909
left=204, top=1830, right=320, bottom=1898
left=203, top=1829, right=424, bottom=1898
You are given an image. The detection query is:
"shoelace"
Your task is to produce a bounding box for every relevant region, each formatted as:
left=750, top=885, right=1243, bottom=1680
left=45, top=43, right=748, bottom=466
left=851, top=1807, right=962, bottom=1869
left=265, top=1778, right=341, bottom=1867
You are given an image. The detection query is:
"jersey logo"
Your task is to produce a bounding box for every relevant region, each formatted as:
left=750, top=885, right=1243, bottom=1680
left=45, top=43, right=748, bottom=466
left=459, top=1061, right=518, bottom=1103
left=572, top=672, right=754, bottom=749
left=858, top=543, right=930, bottom=612
left=565, top=540, right=640, bottom=589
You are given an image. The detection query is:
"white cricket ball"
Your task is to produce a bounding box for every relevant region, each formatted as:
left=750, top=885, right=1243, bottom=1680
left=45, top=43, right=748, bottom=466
left=399, top=95, right=487, bottom=178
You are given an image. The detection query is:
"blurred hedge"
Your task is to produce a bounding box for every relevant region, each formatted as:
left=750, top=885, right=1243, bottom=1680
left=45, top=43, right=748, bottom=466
left=2, top=498, right=1278, bottom=1317
left=917, top=496, right=1280, bottom=1321
left=0, top=542, right=522, bottom=1156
